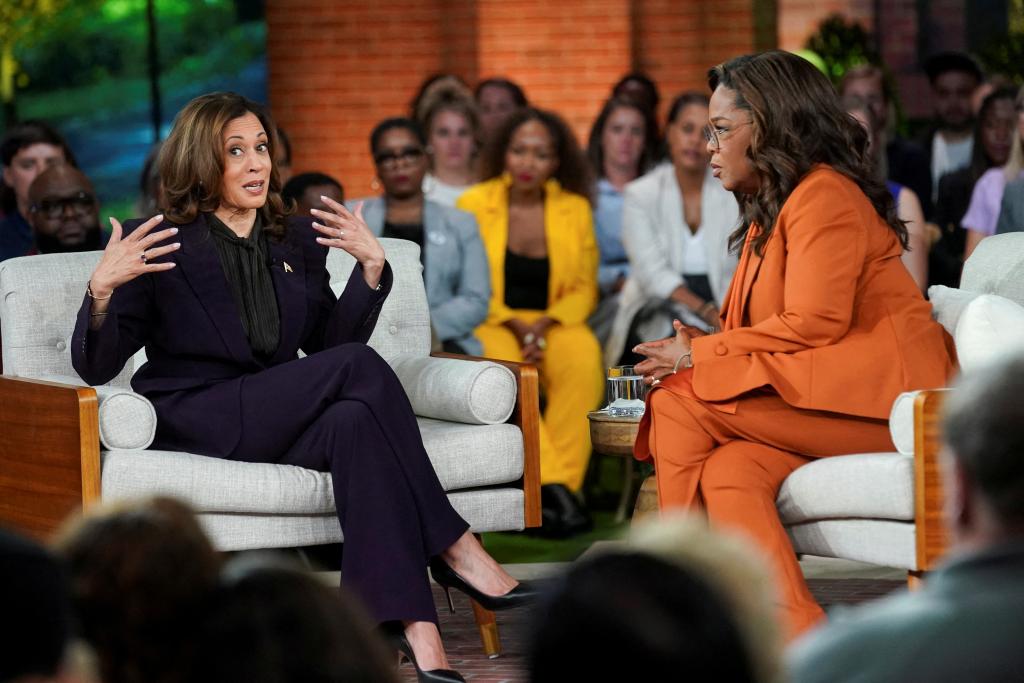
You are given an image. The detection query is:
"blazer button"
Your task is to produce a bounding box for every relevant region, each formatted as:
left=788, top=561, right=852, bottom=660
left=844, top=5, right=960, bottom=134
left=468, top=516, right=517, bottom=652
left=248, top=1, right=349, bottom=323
left=715, top=344, right=727, bottom=356
left=55, top=340, right=67, bottom=352
left=389, top=325, right=398, bottom=335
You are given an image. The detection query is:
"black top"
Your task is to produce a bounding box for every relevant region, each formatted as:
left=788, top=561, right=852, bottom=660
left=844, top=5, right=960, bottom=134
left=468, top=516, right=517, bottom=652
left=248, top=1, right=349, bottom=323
left=207, top=213, right=280, bottom=358
left=504, top=248, right=549, bottom=310
left=383, top=220, right=426, bottom=267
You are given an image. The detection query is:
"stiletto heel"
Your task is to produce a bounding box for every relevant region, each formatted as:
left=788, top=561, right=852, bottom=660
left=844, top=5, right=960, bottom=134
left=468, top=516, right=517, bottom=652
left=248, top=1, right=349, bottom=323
left=442, top=585, right=455, bottom=614
left=381, top=623, right=465, bottom=683
left=428, top=557, right=541, bottom=611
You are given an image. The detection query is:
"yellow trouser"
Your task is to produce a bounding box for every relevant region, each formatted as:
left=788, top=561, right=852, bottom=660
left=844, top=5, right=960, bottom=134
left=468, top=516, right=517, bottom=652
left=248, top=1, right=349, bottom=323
left=476, top=311, right=604, bottom=491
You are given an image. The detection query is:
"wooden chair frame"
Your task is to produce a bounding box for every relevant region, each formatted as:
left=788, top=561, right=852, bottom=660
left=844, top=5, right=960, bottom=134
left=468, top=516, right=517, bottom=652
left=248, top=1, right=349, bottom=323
left=0, top=355, right=541, bottom=658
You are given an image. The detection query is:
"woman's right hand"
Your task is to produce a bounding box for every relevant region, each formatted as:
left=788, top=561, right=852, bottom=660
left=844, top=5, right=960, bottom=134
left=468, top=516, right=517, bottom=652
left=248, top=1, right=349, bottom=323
left=88, top=215, right=180, bottom=297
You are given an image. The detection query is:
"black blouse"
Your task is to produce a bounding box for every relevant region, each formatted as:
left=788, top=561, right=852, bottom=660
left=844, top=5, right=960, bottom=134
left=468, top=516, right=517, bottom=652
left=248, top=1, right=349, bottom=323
left=207, top=213, right=281, bottom=358
left=504, top=248, right=549, bottom=310
left=383, top=220, right=426, bottom=268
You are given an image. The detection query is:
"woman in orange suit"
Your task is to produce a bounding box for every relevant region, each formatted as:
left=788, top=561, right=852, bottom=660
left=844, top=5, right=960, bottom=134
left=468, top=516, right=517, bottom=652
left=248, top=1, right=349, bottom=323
left=457, top=108, right=604, bottom=538
left=632, top=52, right=956, bottom=639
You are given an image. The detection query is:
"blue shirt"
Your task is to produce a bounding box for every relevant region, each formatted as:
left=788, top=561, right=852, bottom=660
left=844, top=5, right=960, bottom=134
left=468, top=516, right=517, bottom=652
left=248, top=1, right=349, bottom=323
left=594, top=178, right=629, bottom=295
left=0, top=211, right=33, bottom=263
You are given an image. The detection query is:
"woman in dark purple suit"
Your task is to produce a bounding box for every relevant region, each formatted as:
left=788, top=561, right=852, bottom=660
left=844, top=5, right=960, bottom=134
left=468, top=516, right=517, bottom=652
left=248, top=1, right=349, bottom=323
left=71, top=92, right=534, bottom=682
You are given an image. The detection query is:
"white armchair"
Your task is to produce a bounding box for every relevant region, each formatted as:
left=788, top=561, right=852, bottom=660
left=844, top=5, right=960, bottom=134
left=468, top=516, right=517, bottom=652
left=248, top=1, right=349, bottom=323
left=777, top=233, right=1024, bottom=582
left=0, top=238, right=540, bottom=656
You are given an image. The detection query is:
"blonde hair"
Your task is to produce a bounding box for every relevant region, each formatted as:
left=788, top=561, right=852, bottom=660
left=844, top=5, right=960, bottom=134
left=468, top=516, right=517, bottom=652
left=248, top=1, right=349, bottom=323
left=414, top=77, right=481, bottom=160
left=158, top=92, right=288, bottom=236
left=626, top=513, right=784, bottom=683
left=1003, top=85, right=1024, bottom=182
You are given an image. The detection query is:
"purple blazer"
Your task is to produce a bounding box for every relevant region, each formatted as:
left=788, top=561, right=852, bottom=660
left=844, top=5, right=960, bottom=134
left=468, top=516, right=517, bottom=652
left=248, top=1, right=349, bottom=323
left=71, top=213, right=392, bottom=456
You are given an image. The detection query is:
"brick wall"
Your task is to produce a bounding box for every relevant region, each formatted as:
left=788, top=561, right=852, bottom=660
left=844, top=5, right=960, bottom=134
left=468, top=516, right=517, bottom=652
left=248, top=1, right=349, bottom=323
left=266, top=0, right=759, bottom=198
left=266, top=0, right=970, bottom=196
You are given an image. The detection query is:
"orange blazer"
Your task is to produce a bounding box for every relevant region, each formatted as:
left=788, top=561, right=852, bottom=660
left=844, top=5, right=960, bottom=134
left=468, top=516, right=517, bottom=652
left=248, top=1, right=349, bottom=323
left=688, top=166, right=955, bottom=420
left=457, top=175, right=598, bottom=326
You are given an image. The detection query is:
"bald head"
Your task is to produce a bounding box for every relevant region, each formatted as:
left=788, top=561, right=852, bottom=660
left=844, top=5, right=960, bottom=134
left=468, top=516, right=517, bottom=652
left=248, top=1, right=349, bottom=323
left=27, top=165, right=101, bottom=253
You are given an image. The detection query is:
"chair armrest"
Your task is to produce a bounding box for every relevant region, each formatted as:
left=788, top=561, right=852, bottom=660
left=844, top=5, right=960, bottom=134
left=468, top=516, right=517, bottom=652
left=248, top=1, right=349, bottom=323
left=36, top=374, right=157, bottom=450
left=914, top=388, right=951, bottom=572
left=389, top=355, right=516, bottom=425
left=433, top=352, right=542, bottom=528
left=0, top=375, right=101, bottom=540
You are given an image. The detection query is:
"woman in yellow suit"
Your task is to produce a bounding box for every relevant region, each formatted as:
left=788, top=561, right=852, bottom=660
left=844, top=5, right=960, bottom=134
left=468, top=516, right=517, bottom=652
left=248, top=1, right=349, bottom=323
left=457, top=108, right=604, bottom=538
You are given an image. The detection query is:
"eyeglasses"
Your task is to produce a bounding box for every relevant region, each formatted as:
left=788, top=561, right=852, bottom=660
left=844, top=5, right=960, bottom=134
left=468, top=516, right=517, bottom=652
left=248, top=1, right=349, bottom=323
left=374, top=146, right=425, bottom=168
left=702, top=121, right=751, bottom=151
left=30, top=191, right=96, bottom=219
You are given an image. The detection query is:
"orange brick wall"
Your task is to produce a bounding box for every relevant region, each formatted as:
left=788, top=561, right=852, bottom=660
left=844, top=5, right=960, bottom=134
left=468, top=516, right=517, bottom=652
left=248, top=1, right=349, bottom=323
left=267, top=0, right=760, bottom=198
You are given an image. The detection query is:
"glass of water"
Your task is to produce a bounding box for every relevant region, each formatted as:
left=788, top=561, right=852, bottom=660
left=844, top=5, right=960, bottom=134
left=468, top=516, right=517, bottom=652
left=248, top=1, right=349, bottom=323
left=605, top=365, right=646, bottom=417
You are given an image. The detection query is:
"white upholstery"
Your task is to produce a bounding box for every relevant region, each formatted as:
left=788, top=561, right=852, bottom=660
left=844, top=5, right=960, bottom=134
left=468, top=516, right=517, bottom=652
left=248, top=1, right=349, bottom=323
left=954, top=293, right=1024, bottom=372
left=0, top=238, right=529, bottom=548
left=777, top=453, right=915, bottom=525
left=781, top=233, right=1024, bottom=573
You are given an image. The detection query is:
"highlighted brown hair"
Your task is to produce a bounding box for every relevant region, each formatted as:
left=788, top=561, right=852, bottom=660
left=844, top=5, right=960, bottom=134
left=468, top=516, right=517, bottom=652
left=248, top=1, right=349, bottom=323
left=158, top=92, right=288, bottom=237
left=709, top=52, right=907, bottom=256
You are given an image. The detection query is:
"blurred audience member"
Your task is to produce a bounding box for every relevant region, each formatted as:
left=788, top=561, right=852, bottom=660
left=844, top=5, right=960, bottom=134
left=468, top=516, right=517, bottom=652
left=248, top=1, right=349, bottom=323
left=27, top=166, right=108, bottom=254
left=137, top=142, right=164, bottom=217
left=839, top=64, right=932, bottom=219
left=789, top=353, right=1024, bottom=683
left=54, top=497, right=222, bottom=683
left=605, top=92, right=739, bottom=367
left=529, top=551, right=760, bottom=682
left=475, top=77, right=528, bottom=149
left=995, top=176, right=1024, bottom=234
left=611, top=72, right=661, bottom=120
left=962, top=85, right=1024, bottom=260
left=1, top=120, right=76, bottom=262
left=919, top=52, right=984, bottom=205
left=410, top=73, right=469, bottom=120
left=197, top=554, right=398, bottom=683
left=932, top=87, right=1016, bottom=285
left=628, top=515, right=783, bottom=683
left=846, top=103, right=929, bottom=290
left=586, top=95, right=660, bottom=345
left=415, top=78, right=481, bottom=206
left=458, top=108, right=601, bottom=538
left=0, top=527, right=89, bottom=683
left=275, top=125, right=294, bottom=185
left=282, top=171, right=345, bottom=216
left=356, top=117, right=488, bottom=355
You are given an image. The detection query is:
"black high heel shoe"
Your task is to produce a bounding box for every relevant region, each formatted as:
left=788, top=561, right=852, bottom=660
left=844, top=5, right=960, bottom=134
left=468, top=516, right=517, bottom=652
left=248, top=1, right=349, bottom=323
left=428, top=557, right=541, bottom=613
left=381, top=623, right=465, bottom=683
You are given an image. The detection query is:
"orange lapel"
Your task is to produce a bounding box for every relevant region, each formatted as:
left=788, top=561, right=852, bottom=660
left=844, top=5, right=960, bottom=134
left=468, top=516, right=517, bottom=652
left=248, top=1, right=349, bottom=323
left=721, top=225, right=764, bottom=331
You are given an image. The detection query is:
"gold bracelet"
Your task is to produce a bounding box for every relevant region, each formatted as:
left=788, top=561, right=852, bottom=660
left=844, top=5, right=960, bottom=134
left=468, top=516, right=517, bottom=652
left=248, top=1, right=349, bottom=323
left=87, top=282, right=113, bottom=300
left=672, top=351, right=693, bottom=373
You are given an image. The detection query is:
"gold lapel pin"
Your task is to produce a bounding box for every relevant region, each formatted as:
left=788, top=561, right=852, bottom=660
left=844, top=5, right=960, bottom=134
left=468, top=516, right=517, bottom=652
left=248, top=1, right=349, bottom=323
left=283, top=261, right=293, bottom=273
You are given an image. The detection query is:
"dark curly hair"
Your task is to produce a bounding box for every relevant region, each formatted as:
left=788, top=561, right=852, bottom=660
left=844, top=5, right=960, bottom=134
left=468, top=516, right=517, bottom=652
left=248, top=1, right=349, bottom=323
left=709, top=51, right=907, bottom=256
left=479, top=107, right=594, bottom=202
left=587, top=96, right=660, bottom=180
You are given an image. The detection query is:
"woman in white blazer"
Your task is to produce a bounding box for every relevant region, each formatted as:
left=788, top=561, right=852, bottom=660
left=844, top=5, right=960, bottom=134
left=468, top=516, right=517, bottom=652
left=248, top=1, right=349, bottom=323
left=605, top=92, right=740, bottom=367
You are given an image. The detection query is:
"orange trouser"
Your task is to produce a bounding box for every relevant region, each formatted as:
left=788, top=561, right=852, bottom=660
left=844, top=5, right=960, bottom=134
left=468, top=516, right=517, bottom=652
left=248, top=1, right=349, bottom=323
left=642, top=373, right=893, bottom=640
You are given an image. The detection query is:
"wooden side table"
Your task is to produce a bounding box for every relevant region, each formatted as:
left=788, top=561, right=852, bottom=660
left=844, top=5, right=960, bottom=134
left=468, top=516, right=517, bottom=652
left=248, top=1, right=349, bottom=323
left=587, top=410, right=642, bottom=522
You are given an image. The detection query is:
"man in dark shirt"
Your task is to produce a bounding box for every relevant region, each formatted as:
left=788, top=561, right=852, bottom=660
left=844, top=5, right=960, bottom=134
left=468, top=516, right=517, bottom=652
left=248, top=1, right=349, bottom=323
left=27, top=165, right=107, bottom=254
left=839, top=64, right=933, bottom=219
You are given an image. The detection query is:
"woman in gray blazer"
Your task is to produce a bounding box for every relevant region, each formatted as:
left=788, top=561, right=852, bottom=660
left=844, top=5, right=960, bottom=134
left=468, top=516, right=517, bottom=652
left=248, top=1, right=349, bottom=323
left=353, top=118, right=490, bottom=355
left=605, top=92, right=740, bottom=367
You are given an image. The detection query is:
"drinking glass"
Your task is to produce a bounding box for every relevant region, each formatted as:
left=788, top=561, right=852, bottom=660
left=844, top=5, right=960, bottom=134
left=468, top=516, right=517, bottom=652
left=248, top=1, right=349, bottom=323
left=605, top=365, right=646, bottom=417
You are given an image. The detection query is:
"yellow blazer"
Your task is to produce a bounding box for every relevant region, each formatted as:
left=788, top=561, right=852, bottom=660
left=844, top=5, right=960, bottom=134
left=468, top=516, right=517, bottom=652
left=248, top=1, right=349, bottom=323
left=457, top=175, right=598, bottom=326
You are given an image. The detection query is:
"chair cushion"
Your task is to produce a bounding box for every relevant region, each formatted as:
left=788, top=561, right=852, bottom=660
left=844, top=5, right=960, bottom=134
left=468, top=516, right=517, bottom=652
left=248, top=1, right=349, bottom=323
left=777, top=452, right=914, bottom=524
left=786, top=518, right=917, bottom=570
left=954, top=293, right=1024, bottom=372
left=927, top=284, right=980, bottom=335
left=101, top=418, right=523, bottom=514
left=36, top=374, right=157, bottom=450
left=390, top=355, right=516, bottom=425
left=887, top=391, right=921, bottom=456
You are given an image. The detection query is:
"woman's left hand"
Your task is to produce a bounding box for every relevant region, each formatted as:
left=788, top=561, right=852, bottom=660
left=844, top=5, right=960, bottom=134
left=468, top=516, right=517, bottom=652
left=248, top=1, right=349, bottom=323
left=633, top=319, right=693, bottom=385
left=311, top=198, right=386, bottom=289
